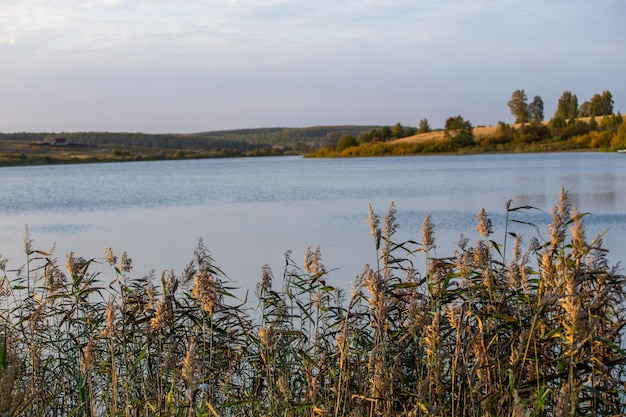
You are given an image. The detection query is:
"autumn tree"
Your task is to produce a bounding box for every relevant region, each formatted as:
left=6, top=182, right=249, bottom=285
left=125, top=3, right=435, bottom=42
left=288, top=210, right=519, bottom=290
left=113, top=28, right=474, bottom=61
left=610, top=119, right=626, bottom=149
left=508, top=90, right=529, bottom=123
left=528, top=95, right=544, bottom=124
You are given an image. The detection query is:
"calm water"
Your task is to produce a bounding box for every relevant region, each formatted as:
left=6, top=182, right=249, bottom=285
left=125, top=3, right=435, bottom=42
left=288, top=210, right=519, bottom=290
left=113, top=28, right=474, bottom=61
left=1, top=153, right=624, bottom=296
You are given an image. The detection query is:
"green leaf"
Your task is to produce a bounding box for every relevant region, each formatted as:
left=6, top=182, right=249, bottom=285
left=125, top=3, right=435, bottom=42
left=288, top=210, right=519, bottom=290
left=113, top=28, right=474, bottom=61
left=534, top=386, right=552, bottom=413
left=541, top=326, right=563, bottom=340
left=490, top=240, right=503, bottom=257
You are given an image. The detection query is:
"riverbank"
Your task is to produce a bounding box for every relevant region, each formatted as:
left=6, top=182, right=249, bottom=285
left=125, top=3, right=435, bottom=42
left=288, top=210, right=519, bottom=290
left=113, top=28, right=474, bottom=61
left=2, top=114, right=625, bottom=166
left=0, top=139, right=286, bottom=167
left=312, top=114, right=625, bottom=157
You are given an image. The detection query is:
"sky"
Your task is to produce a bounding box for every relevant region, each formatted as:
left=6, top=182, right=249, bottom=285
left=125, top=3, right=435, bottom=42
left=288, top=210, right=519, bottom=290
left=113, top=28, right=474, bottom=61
left=1, top=0, right=625, bottom=133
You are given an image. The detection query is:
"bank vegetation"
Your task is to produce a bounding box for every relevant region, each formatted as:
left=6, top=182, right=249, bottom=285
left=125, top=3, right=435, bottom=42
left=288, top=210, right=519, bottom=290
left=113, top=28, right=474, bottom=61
left=1, top=189, right=625, bottom=416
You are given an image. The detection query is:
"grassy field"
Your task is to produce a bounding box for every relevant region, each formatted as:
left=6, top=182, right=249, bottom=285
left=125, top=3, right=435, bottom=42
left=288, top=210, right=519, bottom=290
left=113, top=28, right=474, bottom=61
left=1, top=189, right=624, bottom=416
left=316, top=114, right=625, bottom=157
left=391, top=118, right=600, bottom=147
left=0, top=140, right=239, bottom=166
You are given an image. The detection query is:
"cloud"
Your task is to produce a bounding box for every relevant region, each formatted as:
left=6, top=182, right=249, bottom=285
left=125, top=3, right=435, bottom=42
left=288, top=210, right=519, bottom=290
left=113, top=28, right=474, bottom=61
left=1, top=0, right=624, bottom=132
left=1, top=1, right=443, bottom=55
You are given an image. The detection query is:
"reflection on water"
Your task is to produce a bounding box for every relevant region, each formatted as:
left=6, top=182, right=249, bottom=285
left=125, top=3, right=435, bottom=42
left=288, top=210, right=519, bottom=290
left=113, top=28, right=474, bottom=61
left=513, top=194, right=547, bottom=208
left=0, top=152, right=625, bottom=294
left=515, top=190, right=617, bottom=211
left=575, top=191, right=616, bottom=208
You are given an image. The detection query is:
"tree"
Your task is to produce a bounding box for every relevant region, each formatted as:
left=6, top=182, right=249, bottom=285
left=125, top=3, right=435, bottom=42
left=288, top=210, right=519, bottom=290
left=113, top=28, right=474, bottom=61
left=601, top=90, right=614, bottom=115
left=589, top=90, right=614, bottom=116
left=492, top=121, right=514, bottom=144
left=554, top=91, right=578, bottom=120
left=335, top=135, right=358, bottom=153
left=601, top=112, right=623, bottom=129
left=357, top=131, right=372, bottom=144
left=508, top=90, right=529, bottom=123
left=391, top=123, right=404, bottom=138
left=589, top=94, right=604, bottom=116
left=366, top=127, right=392, bottom=143
left=417, top=118, right=431, bottom=134
left=579, top=101, right=591, bottom=117
left=444, top=115, right=474, bottom=148
left=404, top=126, right=417, bottom=137
left=528, top=95, right=544, bottom=124
left=610, top=119, right=626, bottom=149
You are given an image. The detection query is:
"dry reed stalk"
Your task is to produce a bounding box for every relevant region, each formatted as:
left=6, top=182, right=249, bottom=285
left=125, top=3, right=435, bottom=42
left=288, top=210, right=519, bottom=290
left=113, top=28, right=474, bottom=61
left=117, top=251, right=132, bottom=273
left=368, top=343, right=391, bottom=415
left=421, top=214, right=435, bottom=252
left=182, top=340, right=197, bottom=399
left=304, top=245, right=326, bottom=276
left=476, top=208, right=493, bottom=238
left=548, top=187, right=571, bottom=252
left=192, top=270, right=218, bottom=316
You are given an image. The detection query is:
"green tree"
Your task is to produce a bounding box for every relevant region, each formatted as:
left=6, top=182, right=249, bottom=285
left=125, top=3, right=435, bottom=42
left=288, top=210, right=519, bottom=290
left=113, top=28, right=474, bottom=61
left=601, top=112, right=623, bottom=129
left=357, top=131, right=372, bottom=144
left=445, top=115, right=474, bottom=148
left=417, top=118, right=431, bottom=134
left=589, top=90, right=614, bottom=116
left=380, top=126, right=392, bottom=141
left=601, top=90, right=614, bottom=115
left=404, top=126, right=417, bottom=136
left=391, top=123, right=404, bottom=138
left=579, top=101, right=591, bottom=117
left=528, top=95, right=544, bottom=124
left=508, top=89, right=529, bottom=123
left=589, top=94, right=604, bottom=116
left=336, top=135, right=358, bottom=153
left=554, top=91, right=578, bottom=119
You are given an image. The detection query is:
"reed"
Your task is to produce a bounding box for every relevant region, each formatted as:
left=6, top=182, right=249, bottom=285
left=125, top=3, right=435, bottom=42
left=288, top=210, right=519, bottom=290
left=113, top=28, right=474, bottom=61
left=1, top=188, right=624, bottom=416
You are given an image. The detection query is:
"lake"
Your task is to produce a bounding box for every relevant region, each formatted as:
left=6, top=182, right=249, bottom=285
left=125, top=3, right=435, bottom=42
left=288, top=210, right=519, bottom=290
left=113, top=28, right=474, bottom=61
left=1, top=152, right=624, bottom=298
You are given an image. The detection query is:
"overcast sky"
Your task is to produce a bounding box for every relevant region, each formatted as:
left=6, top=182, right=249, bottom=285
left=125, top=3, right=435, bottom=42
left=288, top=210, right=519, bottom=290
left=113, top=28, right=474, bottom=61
left=1, top=0, right=624, bottom=133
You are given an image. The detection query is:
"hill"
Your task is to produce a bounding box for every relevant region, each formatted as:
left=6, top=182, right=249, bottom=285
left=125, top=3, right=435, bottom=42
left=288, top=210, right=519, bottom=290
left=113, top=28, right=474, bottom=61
left=0, top=126, right=382, bottom=166
left=391, top=117, right=602, bottom=147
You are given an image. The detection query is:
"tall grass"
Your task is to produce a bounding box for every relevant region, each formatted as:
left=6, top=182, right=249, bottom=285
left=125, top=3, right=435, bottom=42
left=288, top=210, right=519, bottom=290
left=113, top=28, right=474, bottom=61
left=1, top=188, right=625, bottom=416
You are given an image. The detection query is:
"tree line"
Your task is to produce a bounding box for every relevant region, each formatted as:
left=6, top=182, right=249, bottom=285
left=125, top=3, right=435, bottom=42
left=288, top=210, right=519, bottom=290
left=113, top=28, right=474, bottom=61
left=0, top=126, right=382, bottom=156
left=508, top=89, right=614, bottom=124
left=316, top=89, right=624, bottom=157
left=1, top=90, right=623, bottom=160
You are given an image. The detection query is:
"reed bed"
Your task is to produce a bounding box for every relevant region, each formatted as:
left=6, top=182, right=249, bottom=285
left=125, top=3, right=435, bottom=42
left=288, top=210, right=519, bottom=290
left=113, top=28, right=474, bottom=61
left=1, top=188, right=625, bottom=416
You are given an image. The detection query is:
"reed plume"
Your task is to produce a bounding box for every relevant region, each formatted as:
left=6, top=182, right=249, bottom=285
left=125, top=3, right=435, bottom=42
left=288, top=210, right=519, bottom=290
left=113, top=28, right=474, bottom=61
left=1, top=190, right=624, bottom=416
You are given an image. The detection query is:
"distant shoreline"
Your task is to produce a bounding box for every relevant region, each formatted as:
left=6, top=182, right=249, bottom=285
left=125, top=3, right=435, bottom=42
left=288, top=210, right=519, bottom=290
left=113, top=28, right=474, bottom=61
left=1, top=115, right=624, bottom=166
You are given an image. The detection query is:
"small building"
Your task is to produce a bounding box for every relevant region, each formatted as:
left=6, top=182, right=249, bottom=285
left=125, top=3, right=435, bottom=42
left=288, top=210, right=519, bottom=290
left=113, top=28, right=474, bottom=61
left=50, top=137, right=69, bottom=146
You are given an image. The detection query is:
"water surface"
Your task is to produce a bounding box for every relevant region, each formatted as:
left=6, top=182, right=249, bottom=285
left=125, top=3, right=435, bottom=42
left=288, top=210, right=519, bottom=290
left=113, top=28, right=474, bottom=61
left=1, top=153, right=624, bottom=295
